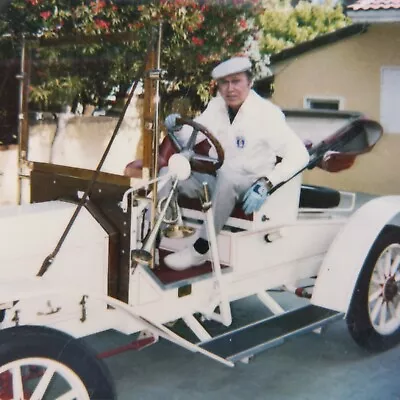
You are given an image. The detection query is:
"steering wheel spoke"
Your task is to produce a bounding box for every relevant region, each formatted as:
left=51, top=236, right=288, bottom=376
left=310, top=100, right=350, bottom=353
left=192, top=153, right=219, bottom=165
left=166, top=117, right=224, bottom=174
left=185, top=129, right=199, bottom=151
left=168, top=131, right=183, bottom=152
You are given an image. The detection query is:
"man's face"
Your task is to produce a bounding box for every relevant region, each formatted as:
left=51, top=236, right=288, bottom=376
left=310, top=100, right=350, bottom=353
left=217, top=72, right=251, bottom=110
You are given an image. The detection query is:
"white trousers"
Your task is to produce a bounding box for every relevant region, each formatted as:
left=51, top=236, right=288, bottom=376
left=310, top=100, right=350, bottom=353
left=159, top=166, right=256, bottom=240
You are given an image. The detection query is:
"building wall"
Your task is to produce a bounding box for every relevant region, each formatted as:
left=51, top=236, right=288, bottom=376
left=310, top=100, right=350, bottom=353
left=271, top=23, right=400, bottom=195
left=0, top=97, right=143, bottom=205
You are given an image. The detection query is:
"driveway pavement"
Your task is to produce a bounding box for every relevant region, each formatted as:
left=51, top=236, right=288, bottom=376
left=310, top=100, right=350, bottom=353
left=87, top=293, right=400, bottom=400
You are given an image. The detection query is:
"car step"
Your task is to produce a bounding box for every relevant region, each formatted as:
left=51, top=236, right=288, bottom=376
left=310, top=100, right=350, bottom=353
left=199, top=305, right=343, bottom=362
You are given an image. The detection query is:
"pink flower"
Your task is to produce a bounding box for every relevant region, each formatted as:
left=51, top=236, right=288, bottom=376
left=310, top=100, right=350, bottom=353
left=191, top=36, right=204, bottom=46
left=91, top=0, right=106, bottom=13
left=94, top=19, right=110, bottom=30
left=197, top=54, right=207, bottom=64
left=239, top=19, right=247, bottom=29
left=27, top=0, right=39, bottom=5
left=40, top=11, right=52, bottom=20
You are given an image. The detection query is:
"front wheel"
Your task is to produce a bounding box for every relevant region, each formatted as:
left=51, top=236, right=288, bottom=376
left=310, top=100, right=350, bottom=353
left=347, top=225, right=400, bottom=351
left=0, top=325, right=116, bottom=399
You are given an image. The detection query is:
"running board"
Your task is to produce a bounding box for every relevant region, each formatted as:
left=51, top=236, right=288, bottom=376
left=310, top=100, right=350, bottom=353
left=199, top=305, right=343, bottom=362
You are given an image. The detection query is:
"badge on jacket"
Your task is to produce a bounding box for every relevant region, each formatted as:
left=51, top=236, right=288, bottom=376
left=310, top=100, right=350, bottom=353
left=236, top=135, right=246, bottom=149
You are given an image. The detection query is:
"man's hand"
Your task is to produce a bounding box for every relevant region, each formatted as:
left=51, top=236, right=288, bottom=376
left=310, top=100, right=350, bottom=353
left=165, top=113, right=182, bottom=132
left=242, top=178, right=271, bottom=215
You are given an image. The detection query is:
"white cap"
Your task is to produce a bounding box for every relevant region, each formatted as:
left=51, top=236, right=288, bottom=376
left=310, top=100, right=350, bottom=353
left=211, top=57, right=252, bottom=80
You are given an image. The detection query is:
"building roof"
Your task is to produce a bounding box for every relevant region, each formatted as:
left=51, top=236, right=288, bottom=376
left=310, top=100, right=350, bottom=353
left=348, top=0, right=400, bottom=10
left=269, top=24, right=368, bottom=65
left=347, top=0, right=400, bottom=21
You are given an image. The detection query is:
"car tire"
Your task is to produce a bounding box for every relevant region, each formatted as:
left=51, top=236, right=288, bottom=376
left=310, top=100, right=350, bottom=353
left=346, top=225, right=400, bottom=351
left=0, top=325, right=116, bottom=399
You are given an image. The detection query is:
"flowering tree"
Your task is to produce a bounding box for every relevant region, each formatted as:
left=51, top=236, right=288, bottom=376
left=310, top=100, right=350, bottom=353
left=0, top=0, right=265, bottom=113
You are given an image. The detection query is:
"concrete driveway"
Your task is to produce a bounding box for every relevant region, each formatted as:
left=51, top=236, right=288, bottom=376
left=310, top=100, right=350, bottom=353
left=87, top=292, right=400, bottom=400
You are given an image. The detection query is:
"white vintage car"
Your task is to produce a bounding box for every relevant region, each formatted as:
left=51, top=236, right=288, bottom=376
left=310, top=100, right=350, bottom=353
left=0, top=99, right=398, bottom=399
left=0, top=34, right=399, bottom=399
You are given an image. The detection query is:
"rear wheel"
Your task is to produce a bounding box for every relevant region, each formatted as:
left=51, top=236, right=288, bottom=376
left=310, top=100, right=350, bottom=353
left=347, top=225, right=400, bottom=351
left=0, top=325, right=116, bottom=399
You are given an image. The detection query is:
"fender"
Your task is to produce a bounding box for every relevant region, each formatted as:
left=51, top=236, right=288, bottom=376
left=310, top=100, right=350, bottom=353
left=311, top=195, right=400, bottom=313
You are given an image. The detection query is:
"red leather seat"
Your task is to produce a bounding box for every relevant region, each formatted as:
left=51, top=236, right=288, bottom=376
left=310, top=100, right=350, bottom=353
left=124, top=136, right=212, bottom=178
left=124, top=135, right=177, bottom=178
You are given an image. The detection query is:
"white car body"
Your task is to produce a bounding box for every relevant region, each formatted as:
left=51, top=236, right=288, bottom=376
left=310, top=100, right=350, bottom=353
left=0, top=115, right=398, bottom=359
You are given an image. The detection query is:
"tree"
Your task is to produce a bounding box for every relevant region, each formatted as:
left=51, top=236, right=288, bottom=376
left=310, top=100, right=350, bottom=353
left=257, top=1, right=351, bottom=55
left=0, top=0, right=266, bottom=113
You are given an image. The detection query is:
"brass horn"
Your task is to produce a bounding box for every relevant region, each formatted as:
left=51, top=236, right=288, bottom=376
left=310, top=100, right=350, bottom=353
left=131, top=179, right=195, bottom=265
left=157, top=196, right=179, bottom=225
left=131, top=179, right=178, bottom=265
left=158, top=196, right=196, bottom=239
left=163, top=223, right=196, bottom=240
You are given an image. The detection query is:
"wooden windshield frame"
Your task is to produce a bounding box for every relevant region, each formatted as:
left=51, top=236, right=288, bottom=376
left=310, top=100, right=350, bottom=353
left=18, top=30, right=152, bottom=192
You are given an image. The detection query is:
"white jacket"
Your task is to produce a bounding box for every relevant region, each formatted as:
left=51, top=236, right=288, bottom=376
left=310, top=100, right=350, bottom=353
left=177, top=90, right=310, bottom=186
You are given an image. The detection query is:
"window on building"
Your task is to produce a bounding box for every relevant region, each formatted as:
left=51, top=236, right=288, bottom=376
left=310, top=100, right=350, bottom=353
left=381, top=67, right=400, bottom=134
left=304, top=97, right=342, bottom=111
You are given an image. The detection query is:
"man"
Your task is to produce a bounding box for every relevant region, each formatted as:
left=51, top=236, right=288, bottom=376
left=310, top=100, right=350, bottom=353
left=161, top=56, right=309, bottom=271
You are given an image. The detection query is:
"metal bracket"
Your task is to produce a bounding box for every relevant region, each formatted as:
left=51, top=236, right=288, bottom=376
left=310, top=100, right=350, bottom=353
left=37, top=300, right=61, bottom=316
left=201, top=182, right=212, bottom=211
left=144, top=120, right=154, bottom=130
left=79, top=295, right=88, bottom=322
left=12, top=310, right=20, bottom=326
left=147, top=68, right=167, bottom=80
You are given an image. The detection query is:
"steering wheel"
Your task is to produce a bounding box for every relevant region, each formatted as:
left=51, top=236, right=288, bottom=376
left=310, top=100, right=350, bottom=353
left=167, top=117, right=225, bottom=174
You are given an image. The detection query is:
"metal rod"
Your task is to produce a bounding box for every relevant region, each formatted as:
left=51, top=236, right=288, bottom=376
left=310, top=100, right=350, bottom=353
left=201, top=183, right=232, bottom=327
left=149, top=21, right=163, bottom=269
left=16, top=36, right=26, bottom=205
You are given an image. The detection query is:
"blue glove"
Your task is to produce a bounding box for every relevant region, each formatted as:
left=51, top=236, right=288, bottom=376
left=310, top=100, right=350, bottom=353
left=165, top=113, right=182, bottom=132
left=242, top=179, right=270, bottom=215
